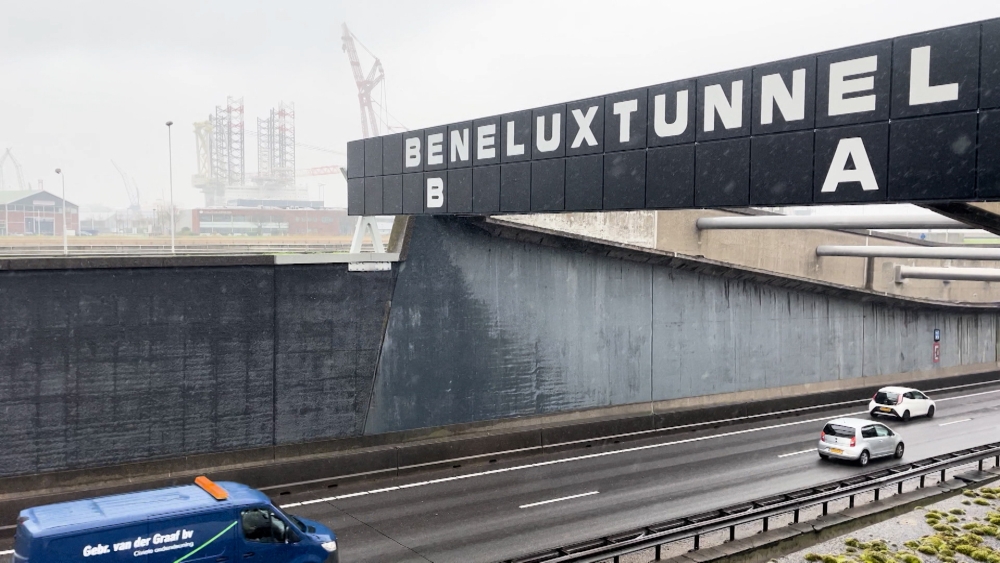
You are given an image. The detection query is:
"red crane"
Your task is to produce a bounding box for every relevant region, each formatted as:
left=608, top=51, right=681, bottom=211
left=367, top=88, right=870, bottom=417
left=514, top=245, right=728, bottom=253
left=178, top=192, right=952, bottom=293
left=297, top=26, right=403, bottom=179
left=342, top=23, right=384, bottom=139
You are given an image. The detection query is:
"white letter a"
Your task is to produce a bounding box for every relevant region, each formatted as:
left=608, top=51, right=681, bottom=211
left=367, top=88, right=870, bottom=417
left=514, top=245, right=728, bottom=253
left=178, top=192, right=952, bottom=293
left=821, top=137, right=878, bottom=193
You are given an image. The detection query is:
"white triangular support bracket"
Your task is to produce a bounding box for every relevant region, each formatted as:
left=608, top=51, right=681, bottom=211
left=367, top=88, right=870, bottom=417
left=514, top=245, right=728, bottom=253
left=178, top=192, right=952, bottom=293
left=350, top=216, right=385, bottom=254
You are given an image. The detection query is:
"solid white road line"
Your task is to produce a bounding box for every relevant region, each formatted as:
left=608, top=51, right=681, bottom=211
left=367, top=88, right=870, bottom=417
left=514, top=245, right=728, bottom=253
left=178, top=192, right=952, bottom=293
left=936, top=388, right=1000, bottom=402
left=519, top=491, right=599, bottom=509
left=778, top=449, right=816, bottom=458
left=279, top=385, right=1000, bottom=509
left=939, top=418, right=972, bottom=426
left=279, top=411, right=868, bottom=508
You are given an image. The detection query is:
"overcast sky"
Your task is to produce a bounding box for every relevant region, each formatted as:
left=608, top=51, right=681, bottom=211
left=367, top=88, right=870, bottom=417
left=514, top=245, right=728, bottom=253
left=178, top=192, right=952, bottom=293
left=2, top=1, right=1000, bottom=211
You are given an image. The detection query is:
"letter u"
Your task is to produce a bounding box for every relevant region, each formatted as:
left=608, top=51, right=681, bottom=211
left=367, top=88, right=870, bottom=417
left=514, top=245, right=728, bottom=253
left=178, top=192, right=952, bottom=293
left=536, top=114, right=561, bottom=152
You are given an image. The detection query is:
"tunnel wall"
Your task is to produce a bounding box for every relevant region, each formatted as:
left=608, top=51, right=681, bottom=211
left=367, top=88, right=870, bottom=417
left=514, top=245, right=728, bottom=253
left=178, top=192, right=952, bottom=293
left=0, top=265, right=393, bottom=478
left=365, top=218, right=999, bottom=433
left=0, top=217, right=997, bottom=479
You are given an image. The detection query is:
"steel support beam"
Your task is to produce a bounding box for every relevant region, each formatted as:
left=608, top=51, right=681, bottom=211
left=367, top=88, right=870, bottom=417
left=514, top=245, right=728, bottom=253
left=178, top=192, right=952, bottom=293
left=696, top=215, right=966, bottom=230
left=350, top=216, right=385, bottom=254
left=895, top=265, right=1000, bottom=283
left=817, top=246, right=1000, bottom=260
left=922, top=203, right=1000, bottom=237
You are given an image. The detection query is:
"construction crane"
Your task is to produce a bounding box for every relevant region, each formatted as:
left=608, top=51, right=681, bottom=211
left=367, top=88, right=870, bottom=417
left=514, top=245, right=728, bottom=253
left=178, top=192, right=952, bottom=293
left=291, top=25, right=401, bottom=179
left=342, top=23, right=384, bottom=139
left=0, top=148, right=27, bottom=191
left=110, top=160, right=141, bottom=211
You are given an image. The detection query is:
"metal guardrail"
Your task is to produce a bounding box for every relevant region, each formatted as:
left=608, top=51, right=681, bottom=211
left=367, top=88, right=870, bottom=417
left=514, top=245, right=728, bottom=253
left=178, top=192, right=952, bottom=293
left=502, top=442, right=1000, bottom=563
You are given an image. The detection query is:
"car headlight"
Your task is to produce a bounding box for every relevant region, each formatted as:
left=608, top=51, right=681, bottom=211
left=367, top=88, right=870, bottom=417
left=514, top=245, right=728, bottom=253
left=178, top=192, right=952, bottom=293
left=322, top=540, right=338, bottom=552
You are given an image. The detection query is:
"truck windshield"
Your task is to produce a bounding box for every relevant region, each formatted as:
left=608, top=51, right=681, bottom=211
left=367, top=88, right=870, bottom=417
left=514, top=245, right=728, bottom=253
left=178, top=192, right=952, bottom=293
left=272, top=506, right=306, bottom=532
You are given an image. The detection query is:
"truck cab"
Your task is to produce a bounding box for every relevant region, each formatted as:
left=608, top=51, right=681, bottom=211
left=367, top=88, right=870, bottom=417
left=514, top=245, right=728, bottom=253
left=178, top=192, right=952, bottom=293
left=12, top=476, right=338, bottom=563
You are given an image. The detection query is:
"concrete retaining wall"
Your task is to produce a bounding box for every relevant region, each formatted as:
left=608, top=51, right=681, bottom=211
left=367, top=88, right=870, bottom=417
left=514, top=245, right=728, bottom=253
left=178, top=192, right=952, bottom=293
left=1, top=216, right=997, bottom=480
left=366, top=217, right=999, bottom=433
left=0, top=265, right=393, bottom=478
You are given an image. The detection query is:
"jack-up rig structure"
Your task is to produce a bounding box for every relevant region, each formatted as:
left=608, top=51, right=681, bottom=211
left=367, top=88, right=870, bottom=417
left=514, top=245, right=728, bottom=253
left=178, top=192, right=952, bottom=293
left=191, top=97, right=303, bottom=206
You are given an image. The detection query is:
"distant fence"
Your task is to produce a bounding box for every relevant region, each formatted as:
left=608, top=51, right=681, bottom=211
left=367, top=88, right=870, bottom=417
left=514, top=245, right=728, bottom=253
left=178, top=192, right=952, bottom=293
left=0, top=235, right=373, bottom=256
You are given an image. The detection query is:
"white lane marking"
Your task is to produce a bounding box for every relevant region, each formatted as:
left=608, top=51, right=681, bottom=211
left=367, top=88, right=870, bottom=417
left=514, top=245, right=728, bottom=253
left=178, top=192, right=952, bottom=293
left=279, top=385, right=1000, bottom=509
left=936, top=388, right=1000, bottom=402
left=778, top=449, right=816, bottom=458
left=390, top=381, right=1000, bottom=472
left=519, top=491, right=599, bottom=509
left=279, top=411, right=867, bottom=508
left=939, top=418, right=972, bottom=427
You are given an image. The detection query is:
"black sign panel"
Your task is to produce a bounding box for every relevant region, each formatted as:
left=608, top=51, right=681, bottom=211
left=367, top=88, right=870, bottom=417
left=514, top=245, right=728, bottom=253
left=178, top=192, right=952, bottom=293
left=813, top=122, right=889, bottom=204
left=980, top=110, right=1000, bottom=198
left=566, top=97, right=605, bottom=156
left=348, top=18, right=1000, bottom=216
left=815, top=40, right=892, bottom=128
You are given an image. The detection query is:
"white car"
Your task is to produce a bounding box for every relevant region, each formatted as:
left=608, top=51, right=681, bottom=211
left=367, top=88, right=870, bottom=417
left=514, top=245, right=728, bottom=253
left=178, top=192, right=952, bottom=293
left=818, top=418, right=905, bottom=466
left=868, top=386, right=936, bottom=421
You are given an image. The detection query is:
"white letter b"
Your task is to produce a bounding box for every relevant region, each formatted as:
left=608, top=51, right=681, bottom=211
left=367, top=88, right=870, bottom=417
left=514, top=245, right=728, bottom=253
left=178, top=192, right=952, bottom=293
left=426, top=178, right=444, bottom=208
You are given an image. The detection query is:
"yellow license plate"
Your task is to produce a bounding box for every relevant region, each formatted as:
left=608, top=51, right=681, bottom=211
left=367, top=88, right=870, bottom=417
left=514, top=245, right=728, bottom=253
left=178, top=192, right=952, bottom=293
left=830, top=448, right=843, bottom=454
left=880, top=407, right=892, bottom=412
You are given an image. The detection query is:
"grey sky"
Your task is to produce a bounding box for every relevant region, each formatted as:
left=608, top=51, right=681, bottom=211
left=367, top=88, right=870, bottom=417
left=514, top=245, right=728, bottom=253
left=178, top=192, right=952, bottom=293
left=2, top=1, right=999, bottom=210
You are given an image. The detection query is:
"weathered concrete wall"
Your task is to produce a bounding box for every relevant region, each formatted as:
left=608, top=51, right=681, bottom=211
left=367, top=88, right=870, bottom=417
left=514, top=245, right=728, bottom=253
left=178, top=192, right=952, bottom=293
left=506, top=211, right=655, bottom=248
left=2, top=216, right=998, bottom=480
left=367, top=217, right=998, bottom=434
left=651, top=274, right=997, bottom=402
left=653, top=208, right=1000, bottom=303
left=367, top=219, right=652, bottom=434
left=0, top=264, right=393, bottom=478
left=506, top=209, right=1000, bottom=303
left=273, top=266, right=393, bottom=443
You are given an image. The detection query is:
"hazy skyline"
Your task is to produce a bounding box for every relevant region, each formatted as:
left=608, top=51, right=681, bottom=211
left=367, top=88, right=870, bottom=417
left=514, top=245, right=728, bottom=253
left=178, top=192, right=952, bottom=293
left=2, top=1, right=1000, bottom=211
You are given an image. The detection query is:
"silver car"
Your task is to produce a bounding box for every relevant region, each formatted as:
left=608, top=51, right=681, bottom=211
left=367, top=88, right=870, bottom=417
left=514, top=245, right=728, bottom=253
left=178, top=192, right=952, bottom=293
left=817, top=417, right=904, bottom=466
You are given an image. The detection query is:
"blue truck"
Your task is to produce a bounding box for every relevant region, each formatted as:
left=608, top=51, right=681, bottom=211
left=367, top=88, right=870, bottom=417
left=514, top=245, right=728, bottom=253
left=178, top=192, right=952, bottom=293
left=12, top=476, right=338, bottom=563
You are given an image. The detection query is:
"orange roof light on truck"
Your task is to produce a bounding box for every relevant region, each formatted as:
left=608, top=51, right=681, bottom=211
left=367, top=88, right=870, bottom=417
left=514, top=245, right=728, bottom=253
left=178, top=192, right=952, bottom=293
left=194, top=475, right=229, bottom=501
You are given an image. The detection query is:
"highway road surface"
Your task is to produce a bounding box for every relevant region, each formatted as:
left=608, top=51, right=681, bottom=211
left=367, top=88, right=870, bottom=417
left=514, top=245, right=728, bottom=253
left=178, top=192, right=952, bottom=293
left=277, top=382, right=1000, bottom=563
left=2, top=381, right=998, bottom=563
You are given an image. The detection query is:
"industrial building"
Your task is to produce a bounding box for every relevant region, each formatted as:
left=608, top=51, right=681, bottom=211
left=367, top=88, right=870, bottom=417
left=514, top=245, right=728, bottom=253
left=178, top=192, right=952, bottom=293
left=0, top=189, right=79, bottom=236
left=189, top=201, right=352, bottom=236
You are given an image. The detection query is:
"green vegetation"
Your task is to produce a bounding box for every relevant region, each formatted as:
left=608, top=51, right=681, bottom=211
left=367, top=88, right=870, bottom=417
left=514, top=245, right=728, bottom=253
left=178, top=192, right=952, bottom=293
left=800, top=490, right=1000, bottom=563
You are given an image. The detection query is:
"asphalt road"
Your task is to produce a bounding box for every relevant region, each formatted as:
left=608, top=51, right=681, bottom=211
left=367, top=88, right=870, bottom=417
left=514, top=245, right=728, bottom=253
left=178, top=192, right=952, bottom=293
left=276, top=383, right=1000, bottom=563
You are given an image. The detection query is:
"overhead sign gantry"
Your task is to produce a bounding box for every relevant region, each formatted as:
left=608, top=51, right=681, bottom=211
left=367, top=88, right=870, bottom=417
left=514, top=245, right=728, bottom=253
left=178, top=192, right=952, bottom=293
left=347, top=19, right=1000, bottom=216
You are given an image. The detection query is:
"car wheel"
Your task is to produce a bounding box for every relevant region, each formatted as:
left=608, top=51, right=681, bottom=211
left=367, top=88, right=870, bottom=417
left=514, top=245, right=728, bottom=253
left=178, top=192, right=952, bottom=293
left=870, top=412, right=879, bottom=419
left=894, top=442, right=904, bottom=459
left=819, top=453, right=829, bottom=460
left=927, top=405, right=935, bottom=419
left=858, top=450, right=870, bottom=467
left=902, top=410, right=911, bottom=422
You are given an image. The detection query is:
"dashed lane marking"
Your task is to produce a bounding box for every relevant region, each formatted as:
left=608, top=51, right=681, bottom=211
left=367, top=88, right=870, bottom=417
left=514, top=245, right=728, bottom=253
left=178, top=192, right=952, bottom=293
left=519, top=491, right=600, bottom=509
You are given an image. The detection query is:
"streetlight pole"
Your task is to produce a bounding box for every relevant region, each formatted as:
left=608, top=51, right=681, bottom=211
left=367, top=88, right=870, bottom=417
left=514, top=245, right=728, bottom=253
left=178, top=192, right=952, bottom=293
left=166, top=121, right=175, bottom=254
left=55, top=168, right=67, bottom=255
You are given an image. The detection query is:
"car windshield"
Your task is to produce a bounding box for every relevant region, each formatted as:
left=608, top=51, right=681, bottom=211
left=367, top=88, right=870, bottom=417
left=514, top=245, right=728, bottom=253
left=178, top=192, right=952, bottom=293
left=874, top=392, right=900, bottom=405
left=823, top=424, right=855, bottom=437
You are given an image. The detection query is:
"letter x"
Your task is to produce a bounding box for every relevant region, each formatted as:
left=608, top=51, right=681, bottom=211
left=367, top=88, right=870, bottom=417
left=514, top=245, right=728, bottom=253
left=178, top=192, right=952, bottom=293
left=571, top=107, right=598, bottom=148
